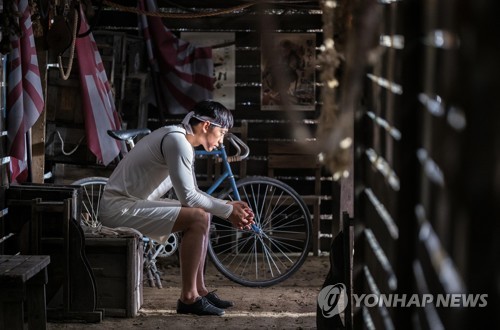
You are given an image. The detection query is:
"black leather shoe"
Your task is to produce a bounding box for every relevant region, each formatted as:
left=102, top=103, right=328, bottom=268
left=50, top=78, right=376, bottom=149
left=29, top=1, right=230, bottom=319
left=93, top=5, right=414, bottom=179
left=204, top=291, right=234, bottom=309
left=176, top=297, right=225, bottom=316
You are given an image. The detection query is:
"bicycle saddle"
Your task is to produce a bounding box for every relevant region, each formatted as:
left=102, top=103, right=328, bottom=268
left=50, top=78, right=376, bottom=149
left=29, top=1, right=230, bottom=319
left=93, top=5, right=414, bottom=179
left=107, top=128, right=151, bottom=141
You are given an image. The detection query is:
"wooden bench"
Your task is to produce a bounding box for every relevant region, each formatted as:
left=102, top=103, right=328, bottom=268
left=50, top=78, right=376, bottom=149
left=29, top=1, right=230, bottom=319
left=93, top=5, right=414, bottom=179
left=6, top=184, right=102, bottom=322
left=0, top=254, right=51, bottom=330
left=267, top=140, right=325, bottom=256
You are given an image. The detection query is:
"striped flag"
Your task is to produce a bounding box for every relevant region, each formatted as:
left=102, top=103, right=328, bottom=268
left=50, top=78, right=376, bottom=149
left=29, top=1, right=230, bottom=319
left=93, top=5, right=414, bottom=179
left=7, top=0, right=45, bottom=183
left=138, top=0, right=214, bottom=115
left=75, top=4, right=123, bottom=165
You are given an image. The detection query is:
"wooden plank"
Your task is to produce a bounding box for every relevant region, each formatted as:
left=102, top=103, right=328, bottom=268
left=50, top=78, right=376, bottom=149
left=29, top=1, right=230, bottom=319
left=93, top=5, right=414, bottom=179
left=362, top=188, right=398, bottom=258
left=32, top=38, right=48, bottom=183
left=46, top=78, right=84, bottom=124
left=96, top=11, right=323, bottom=31
left=268, top=154, right=318, bottom=169
left=6, top=183, right=82, bottom=219
left=359, top=265, right=396, bottom=330
left=108, top=0, right=320, bottom=8
left=363, top=228, right=397, bottom=294
left=268, top=141, right=319, bottom=155
left=0, top=254, right=50, bottom=330
left=0, top=255, right=50, bottom=283
left=122, top=74, right=151, bottom=128
left=84, top=236, right=143, bottom=317
left=0, top=262, right=49, bottom=325
left=414, top=215, right=466, bottom=328
left=26, top=268, right=49, bottom=329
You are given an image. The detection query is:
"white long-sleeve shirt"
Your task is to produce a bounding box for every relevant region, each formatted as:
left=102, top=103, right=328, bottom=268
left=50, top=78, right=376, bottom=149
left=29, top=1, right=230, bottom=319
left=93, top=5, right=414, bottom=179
left=100, top=125, right=233, bottom=220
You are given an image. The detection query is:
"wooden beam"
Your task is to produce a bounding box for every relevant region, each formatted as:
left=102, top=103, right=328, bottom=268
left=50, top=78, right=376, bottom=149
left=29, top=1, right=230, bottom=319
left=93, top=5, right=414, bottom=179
left=31, top=38, right=48, bottom=184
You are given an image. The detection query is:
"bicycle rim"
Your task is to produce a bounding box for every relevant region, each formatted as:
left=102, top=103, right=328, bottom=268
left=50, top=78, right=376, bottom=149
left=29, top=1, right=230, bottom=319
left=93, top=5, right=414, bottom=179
left=72, top=177, right=108, bottom=228
left=208, top=176, right=312, bottom=287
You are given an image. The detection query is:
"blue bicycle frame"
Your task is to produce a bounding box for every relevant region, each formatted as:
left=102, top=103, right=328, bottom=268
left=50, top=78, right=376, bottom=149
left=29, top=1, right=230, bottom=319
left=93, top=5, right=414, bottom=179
left=195, top=143, right=240, bottom=198
left=195, top=143, right=261, bottom=233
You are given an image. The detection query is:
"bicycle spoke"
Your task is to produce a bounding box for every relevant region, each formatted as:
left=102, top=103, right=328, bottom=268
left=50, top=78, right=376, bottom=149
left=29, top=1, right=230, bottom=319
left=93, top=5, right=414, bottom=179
left=257, top=235, right=282, bottom=277
left=238, top=239, right=258, bottom=277
left=213, top=233, right=255, bottom=258
left=209, top=177, right=311, bottom=287
left=82, top=185, right=101, bottom=225
left=260, top=233, right=301, bottom=263
left=242, top=183, right=263, bottom=227
left=73, top=179, right=108, bottom=228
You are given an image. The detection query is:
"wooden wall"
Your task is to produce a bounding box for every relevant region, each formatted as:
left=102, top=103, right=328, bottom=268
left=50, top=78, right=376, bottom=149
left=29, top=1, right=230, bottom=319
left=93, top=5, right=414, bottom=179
left=96, top=1, right=324, bottom=160
left=350, top=0, right=499, bottom=329
left=44, top=0, right=341, bottom=252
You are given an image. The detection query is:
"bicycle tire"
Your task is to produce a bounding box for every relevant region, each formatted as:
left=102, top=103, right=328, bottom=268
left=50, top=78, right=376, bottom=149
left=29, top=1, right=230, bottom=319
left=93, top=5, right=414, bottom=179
left=207, top=176, right=312, bottom=287
left=72, top=177, right=108, bottom=228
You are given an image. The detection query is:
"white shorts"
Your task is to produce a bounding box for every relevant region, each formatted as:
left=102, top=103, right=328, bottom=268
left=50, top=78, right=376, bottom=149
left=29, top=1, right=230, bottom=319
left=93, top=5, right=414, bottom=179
left=99, top=195, right=182, bottom=243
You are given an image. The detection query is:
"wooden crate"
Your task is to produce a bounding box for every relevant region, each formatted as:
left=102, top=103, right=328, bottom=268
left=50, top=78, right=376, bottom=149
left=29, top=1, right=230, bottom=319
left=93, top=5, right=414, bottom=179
left=84, top=236, right=143, bottom=318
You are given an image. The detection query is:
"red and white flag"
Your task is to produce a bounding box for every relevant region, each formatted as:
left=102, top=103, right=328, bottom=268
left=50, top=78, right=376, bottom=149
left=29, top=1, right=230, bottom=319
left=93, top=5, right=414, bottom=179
left=7, top=0, right=45, bottom=183
left=75, top=4, right=123, bottom=165
left=138, top=0, right=214, bottom=115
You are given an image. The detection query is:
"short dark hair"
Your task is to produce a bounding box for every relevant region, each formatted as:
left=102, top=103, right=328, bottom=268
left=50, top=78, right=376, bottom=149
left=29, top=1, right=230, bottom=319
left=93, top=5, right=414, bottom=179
left=189, top=100, right=234, bottom=129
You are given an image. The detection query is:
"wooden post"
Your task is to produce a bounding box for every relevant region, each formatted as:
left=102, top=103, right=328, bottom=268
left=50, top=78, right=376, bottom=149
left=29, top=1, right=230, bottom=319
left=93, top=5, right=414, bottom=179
left=31, top=37, right=47, bottom=183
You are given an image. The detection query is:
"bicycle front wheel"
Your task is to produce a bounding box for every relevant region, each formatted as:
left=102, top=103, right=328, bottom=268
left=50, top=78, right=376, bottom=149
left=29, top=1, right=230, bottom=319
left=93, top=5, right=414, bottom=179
left=208, top=176, right=312, bottom=287
left=72, top=177, right=108, bottom=228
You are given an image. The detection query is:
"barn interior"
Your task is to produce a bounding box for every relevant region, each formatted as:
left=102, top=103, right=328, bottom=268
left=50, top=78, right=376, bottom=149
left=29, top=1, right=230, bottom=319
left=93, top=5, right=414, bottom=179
left=0, top=0, right=499, bottom=329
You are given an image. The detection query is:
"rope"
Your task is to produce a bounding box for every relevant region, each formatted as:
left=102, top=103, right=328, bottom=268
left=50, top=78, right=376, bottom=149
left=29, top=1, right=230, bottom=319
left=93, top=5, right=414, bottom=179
left=58, top=7, right=79, bottom=80
left=102, top=0, right=258, bottom=19
left=56, top=130, right=84, bottom=155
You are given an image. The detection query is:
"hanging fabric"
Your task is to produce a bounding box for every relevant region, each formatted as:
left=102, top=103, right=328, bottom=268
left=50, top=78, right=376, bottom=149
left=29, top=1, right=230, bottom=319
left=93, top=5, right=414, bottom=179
left=138, top=0, right=214, bottom=115
left=75, top=3, right=124, bottom=165
left=6, top=0, right=45, bottom=183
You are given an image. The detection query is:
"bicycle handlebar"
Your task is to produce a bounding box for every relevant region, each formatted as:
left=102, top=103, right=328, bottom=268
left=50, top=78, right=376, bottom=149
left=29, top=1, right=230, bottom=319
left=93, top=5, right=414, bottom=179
left=222, top=133, right=250, bottom=163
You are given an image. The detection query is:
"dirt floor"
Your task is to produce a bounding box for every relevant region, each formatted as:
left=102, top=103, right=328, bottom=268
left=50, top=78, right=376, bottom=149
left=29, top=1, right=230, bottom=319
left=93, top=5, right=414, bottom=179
left=47, top=255, right=331, bottom=329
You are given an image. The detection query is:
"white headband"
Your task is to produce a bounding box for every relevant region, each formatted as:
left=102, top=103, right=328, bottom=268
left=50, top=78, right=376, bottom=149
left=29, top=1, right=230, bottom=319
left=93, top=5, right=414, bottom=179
left=181, top=111, right=222, bottom=135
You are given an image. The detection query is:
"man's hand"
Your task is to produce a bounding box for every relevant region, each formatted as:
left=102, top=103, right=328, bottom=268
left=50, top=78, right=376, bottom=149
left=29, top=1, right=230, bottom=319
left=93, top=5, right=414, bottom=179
left=227, top=201, right=255, bottom=230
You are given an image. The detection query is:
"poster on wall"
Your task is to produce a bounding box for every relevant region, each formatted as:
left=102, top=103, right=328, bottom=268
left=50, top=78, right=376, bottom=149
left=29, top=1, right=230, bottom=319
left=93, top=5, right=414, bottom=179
left=261, top=33, right=316, bottom=111
left=181, top=32, right=236, bottom=109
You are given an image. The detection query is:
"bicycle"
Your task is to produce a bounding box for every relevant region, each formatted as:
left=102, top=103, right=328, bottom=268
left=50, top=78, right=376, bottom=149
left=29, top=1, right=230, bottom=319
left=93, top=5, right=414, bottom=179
left=73, top=127, right=312, bottom=287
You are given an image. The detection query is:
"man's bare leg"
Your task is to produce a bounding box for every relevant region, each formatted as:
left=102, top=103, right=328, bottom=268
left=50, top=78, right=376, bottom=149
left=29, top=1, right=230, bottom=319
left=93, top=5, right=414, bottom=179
left=194, top=216, right=234, bottom=309
left=171, top=207, right=209, bottom=304
left=196, top=215, right=210, bottom=296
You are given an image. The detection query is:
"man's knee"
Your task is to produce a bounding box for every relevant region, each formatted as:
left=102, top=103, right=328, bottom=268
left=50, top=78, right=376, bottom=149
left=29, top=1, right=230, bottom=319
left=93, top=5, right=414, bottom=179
left=174, top=207, right=210, bottom=234
left=190, top=208, right=210, bottom=232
